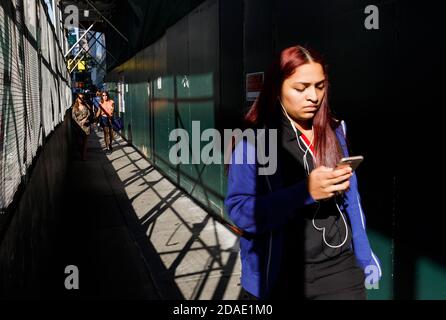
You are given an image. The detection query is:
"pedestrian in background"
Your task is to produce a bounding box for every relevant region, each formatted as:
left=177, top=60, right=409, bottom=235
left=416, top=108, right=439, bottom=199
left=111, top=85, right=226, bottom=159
left=71, top=93, right=91, bottom=161
left=98, top=91, right=115, bottom=153
left=91, top=90, right=102, bottom=129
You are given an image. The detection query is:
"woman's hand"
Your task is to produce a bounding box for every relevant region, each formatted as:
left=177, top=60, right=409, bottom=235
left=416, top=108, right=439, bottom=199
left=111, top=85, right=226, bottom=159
left=307, top=166, right=352, bottom=201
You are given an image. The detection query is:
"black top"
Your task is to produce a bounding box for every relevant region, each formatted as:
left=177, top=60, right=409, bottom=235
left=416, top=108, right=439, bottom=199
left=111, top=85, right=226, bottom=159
left=277, top=113, right=352, bottom=263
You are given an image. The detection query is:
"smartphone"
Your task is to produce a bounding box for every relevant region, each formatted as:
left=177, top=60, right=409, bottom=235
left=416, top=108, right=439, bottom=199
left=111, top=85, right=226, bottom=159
left=336, top=155, right=364, bottom=172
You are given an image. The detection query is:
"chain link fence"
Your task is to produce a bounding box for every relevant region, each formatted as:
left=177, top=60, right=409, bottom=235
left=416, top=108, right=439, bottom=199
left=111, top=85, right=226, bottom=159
left=0, top=0, right=71, bottom=210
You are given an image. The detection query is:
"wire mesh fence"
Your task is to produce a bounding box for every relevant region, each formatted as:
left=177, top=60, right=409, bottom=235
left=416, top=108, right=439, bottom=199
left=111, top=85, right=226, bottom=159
left=0, top=0, right=71, bottom=210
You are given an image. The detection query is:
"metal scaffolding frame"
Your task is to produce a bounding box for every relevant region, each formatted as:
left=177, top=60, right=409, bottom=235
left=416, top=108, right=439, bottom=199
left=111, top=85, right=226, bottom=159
left=85, top=0, right=128, bottom=43
left=64, top=21, right=95, bottom=58
left=68, top=29, right=108, bottom=74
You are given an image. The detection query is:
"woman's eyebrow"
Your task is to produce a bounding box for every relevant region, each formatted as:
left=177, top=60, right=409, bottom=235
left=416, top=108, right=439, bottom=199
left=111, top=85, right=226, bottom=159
left=293, top=79, right=326, bottom=85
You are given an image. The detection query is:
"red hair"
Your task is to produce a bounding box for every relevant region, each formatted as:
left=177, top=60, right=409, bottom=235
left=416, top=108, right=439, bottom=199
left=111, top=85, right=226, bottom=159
left=244, top=45, right=342, bottom=168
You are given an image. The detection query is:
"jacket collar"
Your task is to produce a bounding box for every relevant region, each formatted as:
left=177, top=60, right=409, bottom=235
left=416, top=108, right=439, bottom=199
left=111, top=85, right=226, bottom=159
left=274, top=113, right=308, bottom=167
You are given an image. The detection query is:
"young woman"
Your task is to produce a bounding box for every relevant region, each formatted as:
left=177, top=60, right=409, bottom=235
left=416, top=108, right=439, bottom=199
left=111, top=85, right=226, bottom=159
left=98, top=91, right=115, bottom=153
left=71, top=93, right=91, bottom=161
left=225, top=45, right=381, bottom=300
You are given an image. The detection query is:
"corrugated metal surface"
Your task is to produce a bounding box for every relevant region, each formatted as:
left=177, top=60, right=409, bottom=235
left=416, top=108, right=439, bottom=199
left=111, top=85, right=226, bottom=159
left=1, top=0, right=71, bottom=210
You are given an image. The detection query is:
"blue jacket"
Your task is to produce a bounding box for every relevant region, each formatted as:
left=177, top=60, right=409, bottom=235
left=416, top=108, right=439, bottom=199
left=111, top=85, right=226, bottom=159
left=225, top=121, right=382, bottom=299
left=92, top=96, right=101, bottom=112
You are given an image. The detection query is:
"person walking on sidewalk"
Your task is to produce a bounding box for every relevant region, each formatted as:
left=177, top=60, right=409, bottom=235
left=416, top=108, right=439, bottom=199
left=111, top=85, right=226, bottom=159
left=91, top=90, right=102, bottom=130
left=98, top=91, right=115, bottom=153
left=225, top=45, right=382, bottom=300
left=71, top=93, right=91, bottom=161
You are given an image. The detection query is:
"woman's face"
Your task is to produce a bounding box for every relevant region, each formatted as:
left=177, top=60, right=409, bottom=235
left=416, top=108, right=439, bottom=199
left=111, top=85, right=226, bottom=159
left=102, top=93, right=108, bottom=101
left=280, top=62, right=326, bottom=123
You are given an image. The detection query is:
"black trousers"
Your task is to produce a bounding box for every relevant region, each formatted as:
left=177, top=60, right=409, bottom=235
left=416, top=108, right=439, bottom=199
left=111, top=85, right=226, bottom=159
left=241, top=251, right=366, bottom=300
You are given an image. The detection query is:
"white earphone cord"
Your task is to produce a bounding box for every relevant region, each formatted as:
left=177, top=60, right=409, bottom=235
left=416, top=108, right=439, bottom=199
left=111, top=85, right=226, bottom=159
left=279, top=100, right=349, bottom=249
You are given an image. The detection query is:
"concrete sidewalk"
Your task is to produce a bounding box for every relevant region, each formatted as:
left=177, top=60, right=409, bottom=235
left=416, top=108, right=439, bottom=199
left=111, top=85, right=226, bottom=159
left=61, top=126, right=241, bottom=299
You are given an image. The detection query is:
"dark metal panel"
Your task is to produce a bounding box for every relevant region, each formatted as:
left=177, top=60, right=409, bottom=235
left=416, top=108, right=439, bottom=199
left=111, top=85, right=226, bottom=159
left=187, top=0, right=223, bottom=213
left=243, top=0, right=274, bottom=74
left=218, top=0, right=244, bottom=128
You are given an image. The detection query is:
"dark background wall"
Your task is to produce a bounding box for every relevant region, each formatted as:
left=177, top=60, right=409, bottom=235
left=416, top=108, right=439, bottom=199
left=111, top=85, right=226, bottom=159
left=106, top=0, right=234, bottom=217
left=105, top=0, right=207, bottom=71
left=0, top=112, right=73, bottom=298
